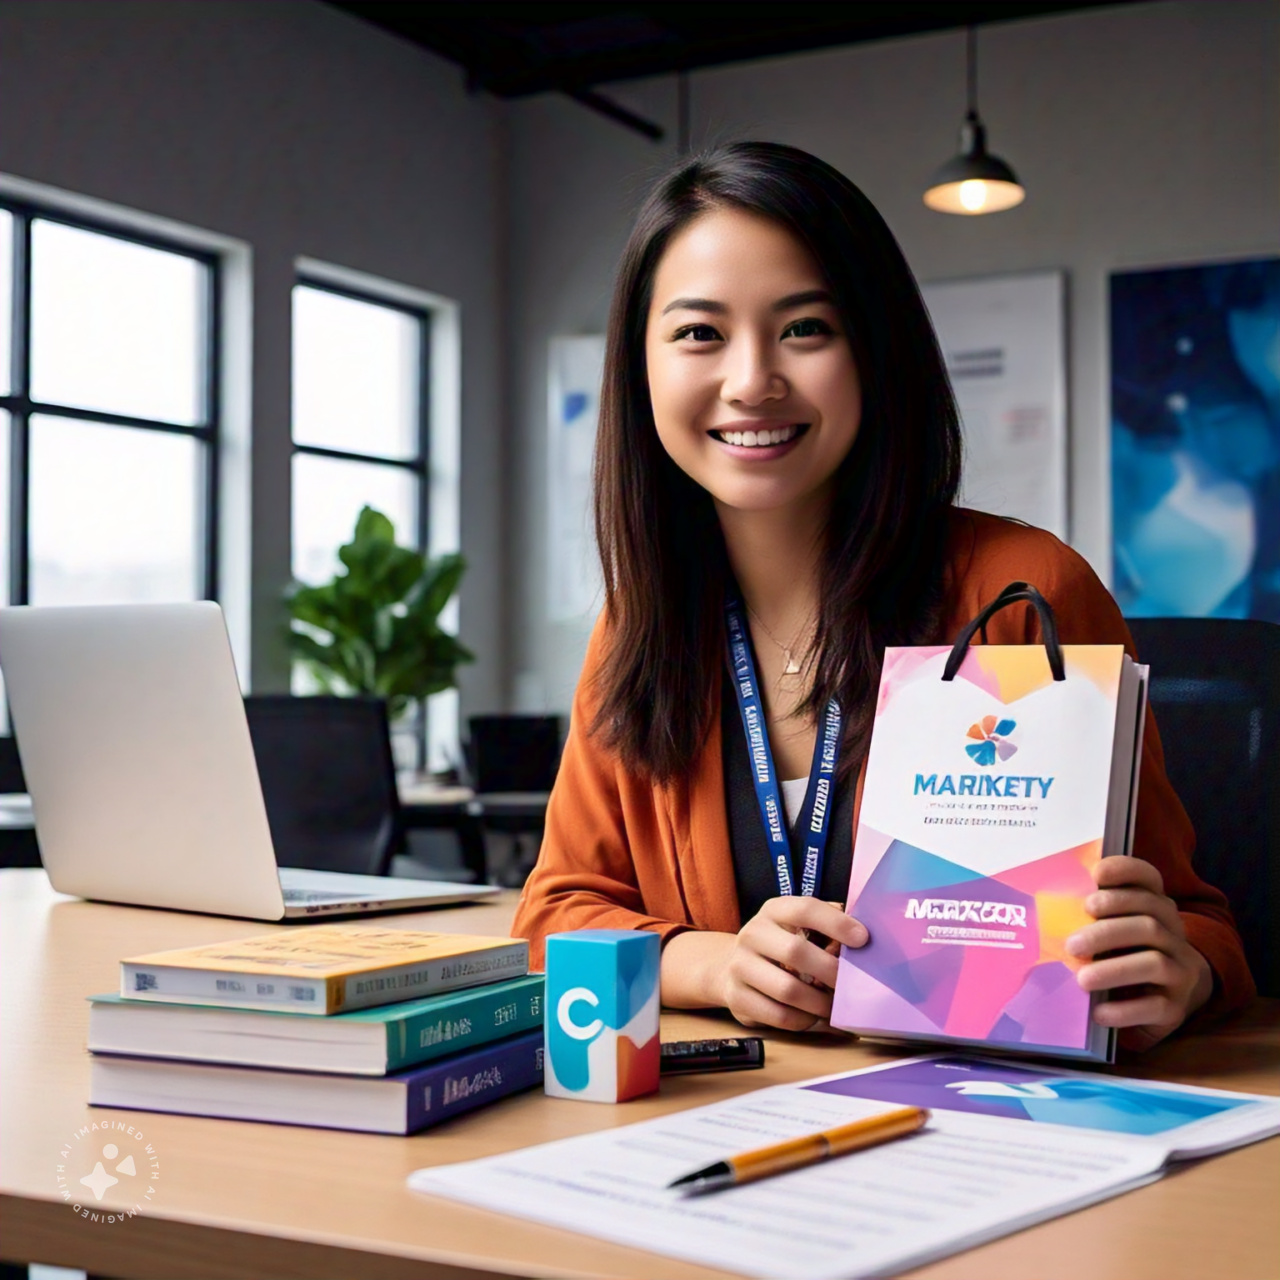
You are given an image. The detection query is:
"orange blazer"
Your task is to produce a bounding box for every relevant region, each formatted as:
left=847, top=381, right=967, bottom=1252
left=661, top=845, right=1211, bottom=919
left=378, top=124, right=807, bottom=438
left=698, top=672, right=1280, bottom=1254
left=513, top=510, right=1256, bottom=1018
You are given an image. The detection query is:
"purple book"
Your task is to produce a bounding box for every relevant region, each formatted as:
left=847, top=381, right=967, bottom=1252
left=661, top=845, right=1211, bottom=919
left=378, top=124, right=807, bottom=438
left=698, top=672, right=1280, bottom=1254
left=405, top=1029, right=545, bottom=1132
left=89, top=1029, right=545, bottom=1134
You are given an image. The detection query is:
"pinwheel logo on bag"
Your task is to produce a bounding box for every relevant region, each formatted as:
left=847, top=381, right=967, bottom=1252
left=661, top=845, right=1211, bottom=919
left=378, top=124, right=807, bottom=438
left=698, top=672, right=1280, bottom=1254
left=965, top=715, right=1018, bottom=766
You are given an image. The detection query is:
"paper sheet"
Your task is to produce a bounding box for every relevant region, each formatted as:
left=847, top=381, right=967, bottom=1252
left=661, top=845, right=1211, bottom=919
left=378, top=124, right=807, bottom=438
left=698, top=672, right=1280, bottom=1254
left=409, top=1083, right=1164, bottom=1280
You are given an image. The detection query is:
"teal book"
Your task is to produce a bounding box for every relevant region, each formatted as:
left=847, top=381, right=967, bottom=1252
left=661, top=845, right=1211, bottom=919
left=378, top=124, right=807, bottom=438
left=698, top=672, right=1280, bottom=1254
left=88, top=974, right=544, bottom=1076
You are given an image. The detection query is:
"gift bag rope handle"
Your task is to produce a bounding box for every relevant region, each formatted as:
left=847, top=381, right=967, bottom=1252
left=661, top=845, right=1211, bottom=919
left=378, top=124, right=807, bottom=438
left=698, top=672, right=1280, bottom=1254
left=941, top=581, right=1066, bottom=683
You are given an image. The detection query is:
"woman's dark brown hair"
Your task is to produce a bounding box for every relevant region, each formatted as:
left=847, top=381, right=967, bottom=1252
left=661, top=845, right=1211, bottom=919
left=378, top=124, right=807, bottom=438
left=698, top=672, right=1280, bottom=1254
left=592, top=141, right=962, bottom=782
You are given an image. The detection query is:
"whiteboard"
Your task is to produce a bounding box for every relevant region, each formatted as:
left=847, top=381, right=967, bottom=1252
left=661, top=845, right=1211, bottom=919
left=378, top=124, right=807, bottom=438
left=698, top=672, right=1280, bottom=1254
left=546, top=336, right=605, bottom=622
left=921, top=272, right=1068, bottom=539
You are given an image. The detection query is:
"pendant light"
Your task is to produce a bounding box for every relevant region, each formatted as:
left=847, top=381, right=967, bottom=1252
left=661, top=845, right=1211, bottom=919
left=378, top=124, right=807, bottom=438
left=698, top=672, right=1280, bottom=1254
left=924, top=26, right=1025, bottom=215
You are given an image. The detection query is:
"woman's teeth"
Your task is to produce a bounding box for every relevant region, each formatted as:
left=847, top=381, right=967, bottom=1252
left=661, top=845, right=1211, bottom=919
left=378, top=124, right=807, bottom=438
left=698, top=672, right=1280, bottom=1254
left=717, top=424, right=801, bottom=447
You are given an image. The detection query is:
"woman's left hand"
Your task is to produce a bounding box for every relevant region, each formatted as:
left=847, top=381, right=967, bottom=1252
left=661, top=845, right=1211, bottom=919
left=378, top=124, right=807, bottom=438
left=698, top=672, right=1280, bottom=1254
left=1066, top=857, right=1214, bottom=1051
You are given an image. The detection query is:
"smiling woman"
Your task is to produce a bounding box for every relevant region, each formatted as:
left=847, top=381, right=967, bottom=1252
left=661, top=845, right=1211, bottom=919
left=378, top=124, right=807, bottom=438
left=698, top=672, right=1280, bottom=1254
left=591, top=144, right=960, bottom=792
left=513, top=143, right=1254, bottom=1046
left=645, top=210, right=863, bottom=535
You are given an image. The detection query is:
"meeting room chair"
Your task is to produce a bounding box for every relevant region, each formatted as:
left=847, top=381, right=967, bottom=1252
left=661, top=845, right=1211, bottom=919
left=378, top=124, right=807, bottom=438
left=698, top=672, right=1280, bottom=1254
left=466, top=714, right=563, bottom=885
left=467, top=714, right=564, bottom=794
left=1127, top=618, right=1280, bottom=998
left=0, top=735, right=40, bottom=869
left=243, top=695, right=404, bottom=877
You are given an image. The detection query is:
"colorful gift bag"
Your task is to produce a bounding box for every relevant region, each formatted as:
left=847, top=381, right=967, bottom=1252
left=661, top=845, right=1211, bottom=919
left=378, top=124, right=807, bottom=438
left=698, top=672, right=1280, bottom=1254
left=831, top=583, right=1148, bottom=1063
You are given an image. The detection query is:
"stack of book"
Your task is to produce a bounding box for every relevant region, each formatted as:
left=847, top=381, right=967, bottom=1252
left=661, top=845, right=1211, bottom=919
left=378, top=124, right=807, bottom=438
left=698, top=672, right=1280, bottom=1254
left=88, top=925, right=545, bottom=1135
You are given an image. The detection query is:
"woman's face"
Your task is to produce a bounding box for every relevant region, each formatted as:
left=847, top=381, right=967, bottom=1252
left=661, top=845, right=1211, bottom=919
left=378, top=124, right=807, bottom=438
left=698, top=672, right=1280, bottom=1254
left=645, top=206, right=862, bottom=519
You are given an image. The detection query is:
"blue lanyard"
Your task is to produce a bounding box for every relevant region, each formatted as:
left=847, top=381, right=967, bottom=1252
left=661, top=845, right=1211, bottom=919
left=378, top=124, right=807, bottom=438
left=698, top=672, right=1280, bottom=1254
left=725, top=598, right=842, bottom=898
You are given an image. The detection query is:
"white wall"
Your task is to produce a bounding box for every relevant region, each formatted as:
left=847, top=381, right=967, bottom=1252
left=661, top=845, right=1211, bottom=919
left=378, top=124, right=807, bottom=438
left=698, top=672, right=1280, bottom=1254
left=0, top=0, right=507, bottom=722
left=2, top=0, right=1276, bottom=721
left=505, top=0, right=1280, bottom=714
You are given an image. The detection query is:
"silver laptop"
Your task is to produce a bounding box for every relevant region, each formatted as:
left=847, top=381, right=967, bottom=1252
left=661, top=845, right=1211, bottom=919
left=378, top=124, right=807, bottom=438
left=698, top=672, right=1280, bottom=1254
left=0, top=602, right=500, bottom=920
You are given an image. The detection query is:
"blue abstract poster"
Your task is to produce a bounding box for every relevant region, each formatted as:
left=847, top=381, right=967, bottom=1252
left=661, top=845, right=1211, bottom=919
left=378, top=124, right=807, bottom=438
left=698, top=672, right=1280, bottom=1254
left=1111, top=258, right=1280, bottom=621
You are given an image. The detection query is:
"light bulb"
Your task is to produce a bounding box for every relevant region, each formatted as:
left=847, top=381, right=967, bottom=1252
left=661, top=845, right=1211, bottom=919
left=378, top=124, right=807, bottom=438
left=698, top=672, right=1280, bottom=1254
left=923, top=177, right=1025, bottom=215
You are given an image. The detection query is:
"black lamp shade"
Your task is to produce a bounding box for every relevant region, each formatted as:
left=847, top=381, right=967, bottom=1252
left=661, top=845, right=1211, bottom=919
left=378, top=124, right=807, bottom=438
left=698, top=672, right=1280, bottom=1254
left=924, top=112, right=1025, bottom=215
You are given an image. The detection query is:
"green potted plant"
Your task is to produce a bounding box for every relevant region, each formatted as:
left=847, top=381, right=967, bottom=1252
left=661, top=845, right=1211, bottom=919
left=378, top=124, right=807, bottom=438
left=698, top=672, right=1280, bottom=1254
left=285, top=506, right=473, bottom=726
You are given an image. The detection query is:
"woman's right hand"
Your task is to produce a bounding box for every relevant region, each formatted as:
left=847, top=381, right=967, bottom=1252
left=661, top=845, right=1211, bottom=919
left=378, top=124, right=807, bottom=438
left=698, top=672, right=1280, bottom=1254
left=718, top=897, right=868, bottom=1031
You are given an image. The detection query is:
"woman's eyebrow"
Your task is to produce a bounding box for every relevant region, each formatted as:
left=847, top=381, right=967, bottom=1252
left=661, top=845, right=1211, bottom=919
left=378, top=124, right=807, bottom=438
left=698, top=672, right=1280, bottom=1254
left=659, top=290, right=833, bottom=316
left=660, top=297, right=726, bottom=316
left=773, top=289, right=834, bottom=310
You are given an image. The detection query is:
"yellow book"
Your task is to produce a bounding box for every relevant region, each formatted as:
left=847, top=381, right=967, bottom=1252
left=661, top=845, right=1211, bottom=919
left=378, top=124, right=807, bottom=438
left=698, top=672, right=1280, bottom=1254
left=120, top=926, right=529, bottom=1015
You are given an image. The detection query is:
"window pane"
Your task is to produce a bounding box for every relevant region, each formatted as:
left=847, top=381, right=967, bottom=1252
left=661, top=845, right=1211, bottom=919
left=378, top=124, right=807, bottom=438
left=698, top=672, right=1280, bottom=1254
left=30, top=221, right=206, bottom=425
left=293, top=285, right=419, bottom=459
left=29, top=416, right=201, bottom=605
left=292, top=453, right=418, bottom=586
left=0, top=209, right=11, bottom=394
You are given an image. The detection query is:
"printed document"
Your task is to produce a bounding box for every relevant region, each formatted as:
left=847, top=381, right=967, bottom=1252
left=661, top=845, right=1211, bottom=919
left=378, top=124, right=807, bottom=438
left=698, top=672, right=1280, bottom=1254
left=408, top=1056, right=1280, bottom=1280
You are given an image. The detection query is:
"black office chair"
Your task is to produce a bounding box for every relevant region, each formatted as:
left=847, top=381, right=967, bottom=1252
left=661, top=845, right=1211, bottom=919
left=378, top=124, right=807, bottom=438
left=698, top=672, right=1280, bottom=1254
left=468, top=715, right=563, bottom=793
left=1127, top=618, right=1280, bottom=998
left=243, top=695, right=404, bottom=876
left=466, top=715, right=563, bottom=886
left=0, top=735, right=40, bottom=869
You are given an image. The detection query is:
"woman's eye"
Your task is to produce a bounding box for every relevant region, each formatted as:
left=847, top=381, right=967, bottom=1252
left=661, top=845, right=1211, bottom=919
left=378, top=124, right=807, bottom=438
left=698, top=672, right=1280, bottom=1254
left=673, top=323, right=722, bottom=343
left=783, top=317, right=834, bottom=339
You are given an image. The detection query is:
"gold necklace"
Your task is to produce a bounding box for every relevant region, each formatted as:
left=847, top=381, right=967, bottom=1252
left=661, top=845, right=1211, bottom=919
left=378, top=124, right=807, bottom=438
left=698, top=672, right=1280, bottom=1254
left=745, top=602, right=812, bottom=677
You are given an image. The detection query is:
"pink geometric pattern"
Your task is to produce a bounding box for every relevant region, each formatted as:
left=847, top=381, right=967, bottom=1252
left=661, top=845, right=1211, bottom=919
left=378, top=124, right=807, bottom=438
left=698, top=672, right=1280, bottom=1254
left=836, top=836, right=1101, bottom=1050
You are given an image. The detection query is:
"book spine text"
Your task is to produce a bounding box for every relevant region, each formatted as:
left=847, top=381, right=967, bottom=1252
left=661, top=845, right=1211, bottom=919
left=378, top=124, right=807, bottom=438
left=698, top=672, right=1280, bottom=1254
left=390, top=975, right=545, bottom=1071
left=340, top=943, right=529, bottom=1010
left=121, top=965, right=331, bottom=1011
left=406, top=1030, right=545, bottom=1133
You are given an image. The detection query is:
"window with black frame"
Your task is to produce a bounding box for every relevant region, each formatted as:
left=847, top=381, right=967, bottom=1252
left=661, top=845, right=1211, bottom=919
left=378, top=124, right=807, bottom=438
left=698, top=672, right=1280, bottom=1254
left=290, top=276, right=431, bottom=766
left=0, top=201, right=219, bottom=732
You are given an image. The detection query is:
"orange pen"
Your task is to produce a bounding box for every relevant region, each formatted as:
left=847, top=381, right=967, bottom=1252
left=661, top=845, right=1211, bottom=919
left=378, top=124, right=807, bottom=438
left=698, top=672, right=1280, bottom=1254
left=667, top=1106, right=930, bottom=1195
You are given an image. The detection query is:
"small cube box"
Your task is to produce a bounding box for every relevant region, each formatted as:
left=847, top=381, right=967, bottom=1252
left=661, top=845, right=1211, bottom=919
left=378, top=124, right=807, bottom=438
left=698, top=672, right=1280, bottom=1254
left=544, top=929, right=660, bottom=1102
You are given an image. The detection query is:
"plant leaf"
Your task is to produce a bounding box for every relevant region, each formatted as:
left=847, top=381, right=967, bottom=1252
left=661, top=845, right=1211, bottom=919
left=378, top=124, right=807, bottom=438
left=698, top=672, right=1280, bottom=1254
left=412, top=553, right=467, bottom=622
left=353, top=505, right=396, bottom=545
left=283, top=505, right=468, bottom=703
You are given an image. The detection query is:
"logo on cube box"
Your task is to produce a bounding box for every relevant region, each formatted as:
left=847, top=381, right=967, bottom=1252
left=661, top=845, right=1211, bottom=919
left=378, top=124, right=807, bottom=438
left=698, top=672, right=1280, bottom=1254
left=544, top=930, right=660, bottom=1103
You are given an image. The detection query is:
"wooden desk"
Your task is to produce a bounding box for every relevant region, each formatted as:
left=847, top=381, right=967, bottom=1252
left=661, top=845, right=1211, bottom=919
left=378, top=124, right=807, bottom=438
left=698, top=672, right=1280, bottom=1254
left=397, top=783, right=551, bottom=885
left=397, top=783, right=489, bottom=884
left=1, top=868, right=1277, bottom=1280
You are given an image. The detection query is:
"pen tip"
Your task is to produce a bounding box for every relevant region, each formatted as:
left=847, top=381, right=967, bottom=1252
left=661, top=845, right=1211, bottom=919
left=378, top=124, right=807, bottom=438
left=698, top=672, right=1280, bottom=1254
left=667, top=1159, right=731, bottom=1191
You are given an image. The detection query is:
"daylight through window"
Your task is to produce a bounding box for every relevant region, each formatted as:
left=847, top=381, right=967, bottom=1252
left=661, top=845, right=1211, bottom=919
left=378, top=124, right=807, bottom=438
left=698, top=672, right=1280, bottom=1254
left=290, top=278, right=431, bottom=765
left=0, top=203, right=219, bottom=729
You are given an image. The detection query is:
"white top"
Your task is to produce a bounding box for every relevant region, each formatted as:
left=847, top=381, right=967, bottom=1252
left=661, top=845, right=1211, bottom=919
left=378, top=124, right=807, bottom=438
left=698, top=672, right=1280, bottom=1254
left=780, top=777, right=808, bottom=829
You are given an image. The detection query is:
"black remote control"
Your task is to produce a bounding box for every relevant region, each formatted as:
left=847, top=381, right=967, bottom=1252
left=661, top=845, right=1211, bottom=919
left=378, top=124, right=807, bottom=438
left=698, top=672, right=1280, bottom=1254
left=659, top=1037, right=766, bottom=1075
